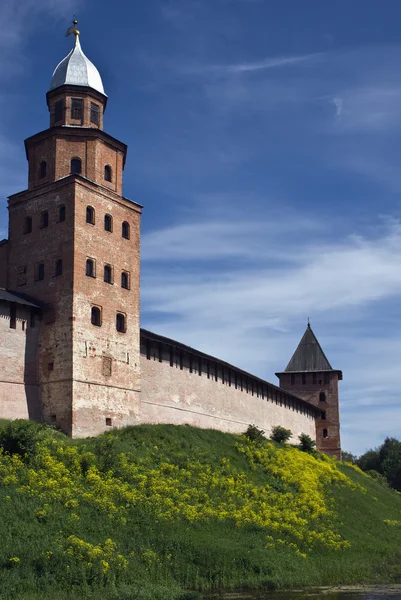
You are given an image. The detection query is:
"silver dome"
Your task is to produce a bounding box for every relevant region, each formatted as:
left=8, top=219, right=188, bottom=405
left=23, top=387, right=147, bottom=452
left=50, top=36, right=105, bottom=95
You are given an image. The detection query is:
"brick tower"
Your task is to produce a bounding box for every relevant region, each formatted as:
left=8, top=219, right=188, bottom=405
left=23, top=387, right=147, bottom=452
left=276, top=323, right=342, bottom=459
left=5, top=23, right=142, bottom=436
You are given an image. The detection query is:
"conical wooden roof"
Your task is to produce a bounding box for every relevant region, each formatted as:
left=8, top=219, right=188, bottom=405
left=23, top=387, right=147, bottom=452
left=284, top=324, right=333, bottom=372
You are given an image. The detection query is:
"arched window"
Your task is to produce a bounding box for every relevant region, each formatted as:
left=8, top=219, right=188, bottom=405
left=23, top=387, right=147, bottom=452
left=121, top=272, right=129, bottom=289
left=70, top=157, right=82, bottom=175
left=86, top=206, right=95, bottom=224
left=104, top=165, right=112, bottom=182
left=39, top=161, right=47, bottom=179
left=104, top=214, right=113, bottom=232
left=86, top=259, right=95, bottom=278
left=323, top=428, right=328, bottom=439
left=122, top=221, right=130, bottom=239
left=37, top=263, right=45, bottom=281
left=24, top=216, right=32, bottom=234
left=116, top=313, right=126, bottom=333
left=319, top=392, right=326, bottom=403
left=104, top=265, right=112, bottom=284
left=59, top=205, right=66, bottom=222
left=91, top=306, right=101, bottom=327
left=55, top=259, right=63, bottom=276
left=40, top=211, right=49, bottom=229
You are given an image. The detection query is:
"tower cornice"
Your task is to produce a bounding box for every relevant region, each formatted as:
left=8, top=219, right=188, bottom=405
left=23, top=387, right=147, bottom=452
left=24, top=126, right=127, bottom=167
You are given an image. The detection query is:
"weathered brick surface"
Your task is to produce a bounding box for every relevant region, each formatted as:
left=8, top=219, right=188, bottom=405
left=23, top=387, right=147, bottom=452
left=278, top=372, right=341, bottom=458
left=0, top=301, right=40, bottom=419
left=5, top=83, right=141, bottom=437
left=140, top=344, right=317, bottom=442
left=0, top=242, right=8, bottom=287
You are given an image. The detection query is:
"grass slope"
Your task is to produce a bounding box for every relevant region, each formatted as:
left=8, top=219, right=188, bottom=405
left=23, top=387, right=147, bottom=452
left=0, top=420, right=400, bottom=600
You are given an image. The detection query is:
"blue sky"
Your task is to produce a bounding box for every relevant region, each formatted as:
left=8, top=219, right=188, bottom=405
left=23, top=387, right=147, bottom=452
left=2, top=0, right=401, bottom=455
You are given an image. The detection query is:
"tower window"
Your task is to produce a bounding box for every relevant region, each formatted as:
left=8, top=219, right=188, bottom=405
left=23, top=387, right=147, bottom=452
left=321, top=410, right=327, bottom=421
left=86, top=206, right=95, bottom=224
left=121, top=271, right=129, bottom=289
left=9, top=303, right=16, bottom=329
left=71, top=98, right=84, bottom=120
left=91, top=306, right=102, bottom=327
left=105, top=417, right=112, bottom=427
left=302, top=373, right=306, bottom=385
left=90, top=102, right=100, bottom=125
left=291, top=374, right=295, bottom=385
left=58, top=205, right=66, bottom=222
left=54, top=99, right=64, bottom=122
left=324, top=373, right=330, bottom=385
left=104, top=214, right=113, bottom=232
left=323, top=428, right=328, bottom=439
left=24, top=216, right=32, bottom=234
left=71, top=158, right=82, bottom=175
left=122, top=221, right=130, bottom=239
left=104, top=264, right=113, bottom=284
left=40, top=211, right=49, bottom=228
left=39, top=161, right=47, bottom=179
left=37, top=263, right=45, bottom=281
left=319, top=392, right=326, bottom=403
left=116, top=313, right=126, bottom=333
left=55, top=259, right=63, bottom=276
left=104, top=165, right=112, bottom=182
left=86, top=258, right=95, bottom=278
left=312, top=372, right=317, bottom=384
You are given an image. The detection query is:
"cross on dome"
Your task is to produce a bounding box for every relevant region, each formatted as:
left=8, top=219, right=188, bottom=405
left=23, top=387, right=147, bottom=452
left=49, top=20, right=106, bottom=96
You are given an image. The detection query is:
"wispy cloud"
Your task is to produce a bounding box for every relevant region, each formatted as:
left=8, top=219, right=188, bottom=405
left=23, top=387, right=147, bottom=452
left=186, top=53, right=321, bottom=75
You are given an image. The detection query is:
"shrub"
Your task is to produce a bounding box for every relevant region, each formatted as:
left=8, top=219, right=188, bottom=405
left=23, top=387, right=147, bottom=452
left=270, top=426, right=292, bottom=444
left=0, top=419, right=52, bottom=461
left=244, top=424, right=265, bottom=442
left=299, top=433, right=316, bottom=453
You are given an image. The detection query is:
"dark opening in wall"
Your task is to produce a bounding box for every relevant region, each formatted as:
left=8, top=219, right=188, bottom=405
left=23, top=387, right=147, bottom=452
left=55, top=259, right=63, bottom=276
left=291, top=374, right=295, bottom=385
left=121, top=272, right=129, bottom=289
left=104, top=165, right=112, bottom=182
left=71, top=98, right=84, bottom=120
left=122, top=221, right=130, bottom=239
left=24, top=216, right=32, bottom=234
left=91, top=306, right=101, bottom=327
left=39, top=161, right=47, bottom=179
left=9, top=303, right=16, bottom=329
left=86, top=259, right=95, bottom=278
left=319, top=392, right=326, bottom=402
left=106, top=418, right=112, bottom=427
left=324, top=372, right=330, bottom=385
left=104, top=214, right=112, bottom=232
left=58, top=205, right=66, bottom=222
left=90, top=102, right=100, bottom=125
left=104, top=265, right=112, bottom=284
left=323, top=428, right=328, bottom=438
left=48, top=363, right=54, bottom=371
left=116, top=313, right=126, bottom=333
left=302, top=373, right=306, bottom=385
left=70, top=157, right=82, bottom=175
left=54, top=99, right=64, bottom=122
left=37, top=263, right=45, bottom=281
left=321, top=411, right=326, bottom=420
left=313, top=372, right=317, bottom=384
left=86, top=206, right=95, bottom=224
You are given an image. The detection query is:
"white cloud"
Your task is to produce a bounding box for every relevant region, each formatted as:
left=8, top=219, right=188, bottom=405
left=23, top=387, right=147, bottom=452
left=189, top=53, right=321, bottom=75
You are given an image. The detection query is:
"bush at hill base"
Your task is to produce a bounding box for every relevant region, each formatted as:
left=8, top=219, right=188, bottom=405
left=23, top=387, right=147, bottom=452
left=0, top=419, right=400, bottom=600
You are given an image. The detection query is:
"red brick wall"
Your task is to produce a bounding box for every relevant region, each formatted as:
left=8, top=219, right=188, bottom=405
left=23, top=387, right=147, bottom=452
left=278, top=371, right=341, bottom=459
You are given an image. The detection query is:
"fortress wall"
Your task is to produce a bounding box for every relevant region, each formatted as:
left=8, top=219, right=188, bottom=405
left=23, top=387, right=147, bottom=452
left=0, top=300, right=41, bottom=421
left=140, top=334, right=317, bottom=442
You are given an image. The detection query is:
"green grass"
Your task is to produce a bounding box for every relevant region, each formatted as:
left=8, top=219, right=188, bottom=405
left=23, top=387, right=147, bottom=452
left=0, top=420, right=399, bottom=600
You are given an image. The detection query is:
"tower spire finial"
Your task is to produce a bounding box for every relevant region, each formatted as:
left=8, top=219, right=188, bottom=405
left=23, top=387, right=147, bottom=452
left=66, top=19, right=80, bottom=45
left=307, top=317, right=311, bottom=328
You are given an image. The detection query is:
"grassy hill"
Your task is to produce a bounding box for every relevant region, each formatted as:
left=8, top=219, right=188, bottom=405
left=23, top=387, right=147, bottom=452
left=0, top=420, right=400, bottom=600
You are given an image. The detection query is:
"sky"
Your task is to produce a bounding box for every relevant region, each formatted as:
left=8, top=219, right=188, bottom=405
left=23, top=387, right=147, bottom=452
left=1, top=0, right=401, bottom=455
